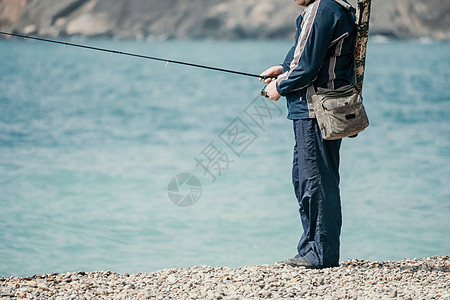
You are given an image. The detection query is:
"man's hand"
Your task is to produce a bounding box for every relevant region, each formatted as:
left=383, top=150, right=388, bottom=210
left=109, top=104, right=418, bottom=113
left=259, top=66, right=283, bottom=84
left=260, top=65, right=282, bottom=101
left=265, top=81, right=281, bottom=101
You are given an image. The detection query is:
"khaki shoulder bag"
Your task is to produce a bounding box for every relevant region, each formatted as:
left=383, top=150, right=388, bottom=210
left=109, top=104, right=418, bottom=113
left=307, top=84, right=369, bottom=140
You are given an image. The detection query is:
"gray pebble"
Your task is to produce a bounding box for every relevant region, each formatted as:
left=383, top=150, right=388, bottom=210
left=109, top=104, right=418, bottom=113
left=0, top=256, right=448, bottom=299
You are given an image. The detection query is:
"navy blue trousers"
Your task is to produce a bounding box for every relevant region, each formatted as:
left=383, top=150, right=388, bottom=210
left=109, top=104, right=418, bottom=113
left=292, top=119, right=342, bottom=268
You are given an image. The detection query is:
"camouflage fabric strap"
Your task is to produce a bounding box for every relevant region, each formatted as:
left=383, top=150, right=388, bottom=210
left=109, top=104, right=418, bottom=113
left=354, top=0, right=372, bottom=92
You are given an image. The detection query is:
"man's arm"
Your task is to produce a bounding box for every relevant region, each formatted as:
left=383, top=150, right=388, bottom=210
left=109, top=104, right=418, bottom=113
left=276, top=3, right=336, bottom=96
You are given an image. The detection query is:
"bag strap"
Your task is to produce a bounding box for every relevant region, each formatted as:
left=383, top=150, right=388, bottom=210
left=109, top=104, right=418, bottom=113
left=333, top=0, right=357, bottom=14
left=307, top=84, right=316, bottom=100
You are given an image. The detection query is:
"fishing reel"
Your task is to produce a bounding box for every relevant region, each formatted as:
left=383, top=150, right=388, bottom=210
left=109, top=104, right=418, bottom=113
left=260, top=86, right=269, bottom=98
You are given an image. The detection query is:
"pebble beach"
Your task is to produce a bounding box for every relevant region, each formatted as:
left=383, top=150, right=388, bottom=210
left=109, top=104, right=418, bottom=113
left=1, top=256, right=448, bottom=299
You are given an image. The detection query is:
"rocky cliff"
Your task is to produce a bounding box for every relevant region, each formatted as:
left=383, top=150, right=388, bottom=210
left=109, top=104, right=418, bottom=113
left=0, top=0, right=31, bottom=29
left=1, top=0, right=449, bottom=40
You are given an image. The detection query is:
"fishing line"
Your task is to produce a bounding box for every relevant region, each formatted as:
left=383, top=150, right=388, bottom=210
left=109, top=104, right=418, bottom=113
left=0, top=31, right=274, bottom=80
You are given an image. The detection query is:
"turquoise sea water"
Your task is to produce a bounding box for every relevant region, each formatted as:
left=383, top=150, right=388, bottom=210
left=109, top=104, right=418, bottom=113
left=0, top=38, right=449, bottom=277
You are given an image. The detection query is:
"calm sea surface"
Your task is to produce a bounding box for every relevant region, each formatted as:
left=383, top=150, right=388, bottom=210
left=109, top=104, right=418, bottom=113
left=0, top=38, right=449, bottom=277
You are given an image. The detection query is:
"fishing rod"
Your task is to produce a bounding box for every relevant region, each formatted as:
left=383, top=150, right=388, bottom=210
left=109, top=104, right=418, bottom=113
left=0, top=31, right=275, bottom=80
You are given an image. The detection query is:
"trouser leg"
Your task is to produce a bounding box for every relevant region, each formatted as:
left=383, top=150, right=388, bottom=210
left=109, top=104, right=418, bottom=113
left=292, top=119, right=342, bottom=268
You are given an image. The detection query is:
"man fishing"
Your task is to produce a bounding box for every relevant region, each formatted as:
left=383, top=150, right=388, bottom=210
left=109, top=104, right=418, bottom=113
left=259, top=0, right=356, bottom=268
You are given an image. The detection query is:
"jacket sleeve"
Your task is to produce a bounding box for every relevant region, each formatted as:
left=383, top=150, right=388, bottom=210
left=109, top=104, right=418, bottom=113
left=276, top=4, right=337, bottom=96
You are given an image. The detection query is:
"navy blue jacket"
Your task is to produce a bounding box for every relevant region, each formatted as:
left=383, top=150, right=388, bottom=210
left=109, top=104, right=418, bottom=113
left=276, top=0, right=356, bottom=120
